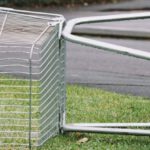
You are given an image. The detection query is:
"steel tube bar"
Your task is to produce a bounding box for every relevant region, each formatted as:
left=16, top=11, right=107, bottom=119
left=63, top=125, right=150, bottom=136
left=62, top=12, right=150, bottom=135
left=67, top=123, right=150, bottom=128
left=0, top=7, right=65, bottom=21
left=62, top=12, right=150, bottom=60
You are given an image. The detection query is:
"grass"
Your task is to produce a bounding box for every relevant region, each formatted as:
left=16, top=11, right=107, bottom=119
left=0, top=76, right=150, bottom=149
left=39, top=85, right=150, bottom=150
left=66, top=85, right=150, bottom=123
left=0, top=75, right=40, bottom=149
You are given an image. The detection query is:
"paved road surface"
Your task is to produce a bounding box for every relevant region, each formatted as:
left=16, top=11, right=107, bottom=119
left=66, top=37, right=150, bottom=96
left=97, top=0, right=150, bottom=11
left=21, top=1, right=150, bottom=96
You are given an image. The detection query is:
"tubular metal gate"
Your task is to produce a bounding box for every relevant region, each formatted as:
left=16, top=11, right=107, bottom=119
left=62, top=12, right=150, bottom=135
left=0, top=7, right=150, bottom=149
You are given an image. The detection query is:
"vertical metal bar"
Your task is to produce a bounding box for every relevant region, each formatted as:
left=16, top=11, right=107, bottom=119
left=29, top=58, right=32, bottom=150
left=0, top=11, right=8, bottom=37
left=57, top=35, right=66, bottom=134
left=62, top=39, right=67, bottom=133
left=58, top=37, right=62, bottom=132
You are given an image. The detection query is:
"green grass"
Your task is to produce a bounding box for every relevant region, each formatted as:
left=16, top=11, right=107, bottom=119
left=0, top=75, right=40, bottom=149
left=39, top=85, right=150, bottom=150
left=0, top=76, right=150, bottom=150
left=67, top=85, right=150, bottom=123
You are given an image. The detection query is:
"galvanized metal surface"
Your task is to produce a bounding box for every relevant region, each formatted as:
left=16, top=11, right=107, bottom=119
left=62, top=12, right=150, bottom=136
left=67, top=123, right=150, bottom=127
left=38, top=25, right=60, bottom=147
left=0, top=8, right=65, bottom=149
left=63, top=12, right=150, bottom=60
left=63, top=125, right=150, bottom=136
left=59, top=39, right=66, bottom=130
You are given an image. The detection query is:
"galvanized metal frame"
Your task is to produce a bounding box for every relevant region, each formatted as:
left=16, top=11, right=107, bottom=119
left=62, top=12, right=150, bottom=135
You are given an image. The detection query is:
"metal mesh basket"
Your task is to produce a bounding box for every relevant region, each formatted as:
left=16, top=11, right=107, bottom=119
left=0, top=8, right=65, bottom=149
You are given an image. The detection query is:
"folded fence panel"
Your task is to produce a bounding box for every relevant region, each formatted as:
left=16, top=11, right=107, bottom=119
left=0, top=8, right=65, bottom=149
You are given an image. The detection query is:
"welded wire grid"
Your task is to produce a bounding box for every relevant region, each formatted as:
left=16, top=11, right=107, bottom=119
left=0, top=8, right=64, bottom=149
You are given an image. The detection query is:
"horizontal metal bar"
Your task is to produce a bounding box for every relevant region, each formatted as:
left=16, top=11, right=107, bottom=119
left=0, top=7, right=14, bottom=11
left=0, top=137, right=28, bottom=139
left=0, top=72, right=39, bottom=75
left=62, top=12, right=150, bottom=60
left=63, top=125, right=150, bottom=136
left=0, top=92, right=38, bottom=95
left=0, top=6, right=64, bottom=18
left=0, top=111, right=38, bottom=114
left=0, top=45, right=39, bottom=49
left=0, top=58, right=29, bottom=62
left=0, top=124, right=37, bottom=127
left=67, top=123, right=150, bottom=128
left=0, top=131, right=29, bottom=133
left=0, top=143, right=29, bottom=146
left=0, top=51, right=38, bottom=54
left=0, top=85, right=38, bottom=88
left=0, top=111, right=29, bottom=114
left=0, top=64, right=39, bottom=69
left=0, top=7, right=64, bottom=22
left=0, top=105, right=38, bottom=108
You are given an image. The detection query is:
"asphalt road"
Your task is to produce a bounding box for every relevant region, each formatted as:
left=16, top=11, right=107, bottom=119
left=66, top=37, right=150, bottom=97
left=47, top=2, right=150, bottom=97
left=6, top=1, right=150, bottom=97
left=98, top=0, right=150, bottom=11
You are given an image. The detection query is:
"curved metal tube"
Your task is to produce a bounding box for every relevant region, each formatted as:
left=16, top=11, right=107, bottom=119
left=62, top=12, right=150, bottom=60
left=63, top=13, right=150, bottom=135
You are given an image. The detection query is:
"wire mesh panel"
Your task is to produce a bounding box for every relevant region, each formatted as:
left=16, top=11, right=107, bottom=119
left=0, top=8, right=65, bottom=149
